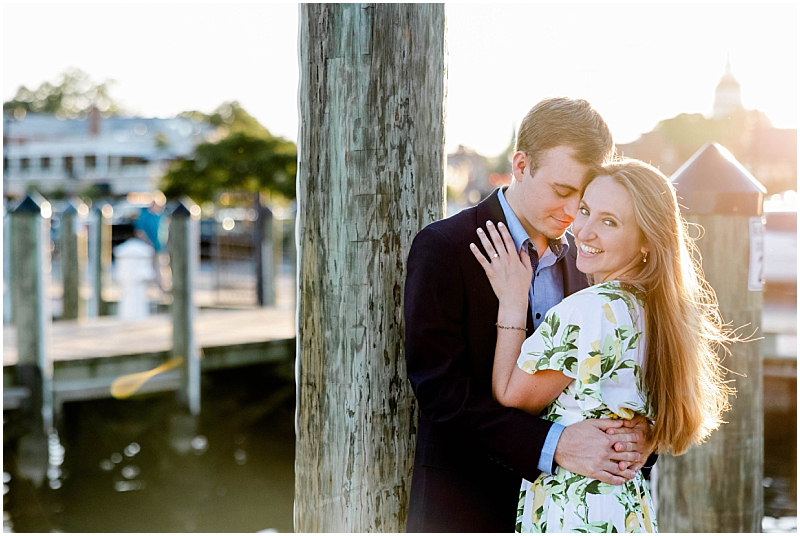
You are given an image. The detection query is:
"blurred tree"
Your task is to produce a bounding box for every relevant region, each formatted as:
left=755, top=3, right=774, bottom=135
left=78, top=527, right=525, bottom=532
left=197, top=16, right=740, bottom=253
left=32, top=184, right=66, bottom=200
left=79, top=183, right=107, bottom=201
left=180, top=101, right=272, bottom=139
left=487, top=128, right=516, bottom=175
left=163, top=101, right=297, bottom=202
left=154, top=132, right=170, bottom=150
left=654, top=110, right=773, bottom=169
left=159, top=131, right=297, bottom=202
left=3, top=67, right=122, bottom=119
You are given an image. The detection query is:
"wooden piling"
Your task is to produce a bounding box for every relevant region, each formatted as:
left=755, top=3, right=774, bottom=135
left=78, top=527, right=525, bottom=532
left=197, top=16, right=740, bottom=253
left=284, top=210, right=296, bottom=305
left=10, top=195, right=54, bottom=432
left=295, top=4, right=446, bottom=531
left=168, top=200, right=201, bottom=416
left=656, top=143, right=765, bottom=532
left=60, top=199, right=87, bottom=320
left=88, top=203, right=113, bottom=317
left=4, top=207, right=11, bottom=325
left=256, top=200, right=276, bottom=307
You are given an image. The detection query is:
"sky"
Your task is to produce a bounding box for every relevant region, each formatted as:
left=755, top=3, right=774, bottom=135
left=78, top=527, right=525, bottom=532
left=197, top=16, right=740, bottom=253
left=2, top=3, right=798, bottom=157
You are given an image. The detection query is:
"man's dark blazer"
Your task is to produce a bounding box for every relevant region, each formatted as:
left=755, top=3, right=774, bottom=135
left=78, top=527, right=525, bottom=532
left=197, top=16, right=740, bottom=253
left=403, top=189, right=589, bottom=532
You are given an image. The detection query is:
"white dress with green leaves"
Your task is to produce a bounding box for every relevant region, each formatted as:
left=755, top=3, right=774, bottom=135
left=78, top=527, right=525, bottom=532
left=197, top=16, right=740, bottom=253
left=515, top=281, right=657, bottom=533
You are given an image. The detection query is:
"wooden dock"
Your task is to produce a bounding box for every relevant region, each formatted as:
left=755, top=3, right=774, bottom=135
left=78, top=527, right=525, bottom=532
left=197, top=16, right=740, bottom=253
left=3, top=307, right=295, bottom=407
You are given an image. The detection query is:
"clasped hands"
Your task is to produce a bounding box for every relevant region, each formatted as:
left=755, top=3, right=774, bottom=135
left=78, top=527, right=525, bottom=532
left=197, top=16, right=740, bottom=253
left=555, top=416, right=655, bottom=485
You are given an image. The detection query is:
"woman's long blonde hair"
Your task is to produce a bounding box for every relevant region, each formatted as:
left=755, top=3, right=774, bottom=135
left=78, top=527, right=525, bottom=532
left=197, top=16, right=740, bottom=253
left=588, top=159, right=735, bottom=455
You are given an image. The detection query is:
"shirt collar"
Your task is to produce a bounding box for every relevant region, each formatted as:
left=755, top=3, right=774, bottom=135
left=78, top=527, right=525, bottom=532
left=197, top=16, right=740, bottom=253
left=497, top=187, right=569, bottom=259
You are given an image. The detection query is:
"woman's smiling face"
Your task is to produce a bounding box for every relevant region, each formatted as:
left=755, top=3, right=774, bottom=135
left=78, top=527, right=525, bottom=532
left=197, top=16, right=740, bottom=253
left=572, top=175, right=646, bottom=283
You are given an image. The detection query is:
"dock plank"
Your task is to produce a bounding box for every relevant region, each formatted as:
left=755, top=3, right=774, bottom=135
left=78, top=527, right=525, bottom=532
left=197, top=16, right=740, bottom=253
left=3, top=307, right=295, bottom=366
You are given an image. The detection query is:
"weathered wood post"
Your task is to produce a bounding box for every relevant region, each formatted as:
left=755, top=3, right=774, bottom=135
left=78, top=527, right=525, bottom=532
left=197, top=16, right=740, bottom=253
left=59, top=199, right=88, bottom=320
left=296, top=4, right=446, bottom=531
left=10, top=194, right=54, bottom=433
left=168, top=200, right=201, bottom=416
left=4, top=205, right=11, bottom=324
left=255, top=197, right=276, bottom=306
left=88, top=202, right=113, bottom=317
left=657, top=142, right=765, bottom=531
left=285, top=207, right=297, bottom=305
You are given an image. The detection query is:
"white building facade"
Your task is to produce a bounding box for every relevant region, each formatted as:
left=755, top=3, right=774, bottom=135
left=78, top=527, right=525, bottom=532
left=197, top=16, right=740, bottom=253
left=3, top=111, right=213, bottom=198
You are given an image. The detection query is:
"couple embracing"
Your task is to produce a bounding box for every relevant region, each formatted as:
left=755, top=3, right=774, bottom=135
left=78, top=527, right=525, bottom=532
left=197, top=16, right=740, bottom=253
left=403, top=98, right=733, bottom=533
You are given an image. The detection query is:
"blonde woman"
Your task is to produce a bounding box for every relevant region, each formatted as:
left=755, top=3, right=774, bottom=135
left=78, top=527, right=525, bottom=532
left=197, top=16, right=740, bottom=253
left=470, top=159, right=733, bottom=532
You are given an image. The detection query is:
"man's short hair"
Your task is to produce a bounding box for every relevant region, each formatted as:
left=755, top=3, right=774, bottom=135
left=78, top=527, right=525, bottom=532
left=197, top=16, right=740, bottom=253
left=516, top=97, right=614, bottom=171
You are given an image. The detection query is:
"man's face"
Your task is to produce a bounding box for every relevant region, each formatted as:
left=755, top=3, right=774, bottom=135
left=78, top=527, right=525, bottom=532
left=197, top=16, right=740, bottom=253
left=508, top=145, right=589, bottom=245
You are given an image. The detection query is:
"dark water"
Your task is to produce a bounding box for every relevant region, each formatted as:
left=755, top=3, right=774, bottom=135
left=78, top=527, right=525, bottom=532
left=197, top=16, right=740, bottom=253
left=3, top=364, right=296, bottom=533
left=3, top=362, right=796, bottom=532
left=763, top=399, right=798, bottom=519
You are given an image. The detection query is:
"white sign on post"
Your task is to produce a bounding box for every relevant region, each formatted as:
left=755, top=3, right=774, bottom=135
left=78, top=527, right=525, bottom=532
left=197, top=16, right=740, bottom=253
left=748, top=216, right=765, bottom=291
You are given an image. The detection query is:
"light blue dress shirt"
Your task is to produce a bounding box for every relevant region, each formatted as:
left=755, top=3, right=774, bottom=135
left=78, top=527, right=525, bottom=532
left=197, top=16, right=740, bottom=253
left=497, top=187, right=568, bottom=474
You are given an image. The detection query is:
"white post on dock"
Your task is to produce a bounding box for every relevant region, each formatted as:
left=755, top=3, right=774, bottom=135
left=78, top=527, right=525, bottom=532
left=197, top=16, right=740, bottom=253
left=88, top=203, right=113, bottom=317
left=169, top=199, right=201, bottom=416
left=10, top=194, right=54, bottom=433
left=60, top=198, right=88, bottom=320
left=114, top=238, right=155, bottom=321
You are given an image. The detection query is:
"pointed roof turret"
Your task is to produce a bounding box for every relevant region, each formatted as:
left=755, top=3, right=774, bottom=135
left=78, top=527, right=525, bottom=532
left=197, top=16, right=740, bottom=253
left=717, top=54, right=739, bottom=88
left=713, top=54, right=744, bottom=119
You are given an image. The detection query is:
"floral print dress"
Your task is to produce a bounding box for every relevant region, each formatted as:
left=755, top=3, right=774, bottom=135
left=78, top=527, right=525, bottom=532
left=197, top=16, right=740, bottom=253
left=515, top=281, right=657, bottom=533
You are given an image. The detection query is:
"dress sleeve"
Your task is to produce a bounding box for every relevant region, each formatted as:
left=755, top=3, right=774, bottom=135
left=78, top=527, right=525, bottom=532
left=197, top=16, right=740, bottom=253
left=516, top=291, right=649, bottom=418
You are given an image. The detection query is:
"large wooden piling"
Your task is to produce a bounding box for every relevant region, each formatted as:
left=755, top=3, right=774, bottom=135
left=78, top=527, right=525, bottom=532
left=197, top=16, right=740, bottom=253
left=656, top=143, right=765, bottom=532
left=295, top=4, right=446, bottom=531
left=10, top=195, right=54, bottom=432
left=168, top=200, right=201, bottom=416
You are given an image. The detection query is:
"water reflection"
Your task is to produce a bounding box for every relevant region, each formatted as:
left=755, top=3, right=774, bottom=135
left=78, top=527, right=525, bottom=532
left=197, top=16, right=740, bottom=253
left=3, top=360, right=794, bottom=531
left=3, top=364, right=295, bottom=532
left=47, top=430, right=64, bottom=491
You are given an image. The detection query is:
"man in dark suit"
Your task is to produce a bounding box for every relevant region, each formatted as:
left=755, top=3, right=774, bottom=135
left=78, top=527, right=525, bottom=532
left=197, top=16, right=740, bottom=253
left=404, top=98, right=654, bottom=532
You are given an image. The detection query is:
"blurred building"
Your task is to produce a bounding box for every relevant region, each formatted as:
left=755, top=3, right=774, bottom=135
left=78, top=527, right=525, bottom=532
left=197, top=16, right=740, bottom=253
left=713, top=55, right=744, bottom=119
left=3, top=109, right=213, bottom=198
left=446, top=131, right=516, bottom=214
left=446, top=145, right=490, bottom=209
left=618, top=58, right=797, bottom=194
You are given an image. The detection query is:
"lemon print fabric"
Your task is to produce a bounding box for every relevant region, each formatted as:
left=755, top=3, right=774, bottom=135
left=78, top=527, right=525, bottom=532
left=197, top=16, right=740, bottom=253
left=514, top=281, right=657, bottom=533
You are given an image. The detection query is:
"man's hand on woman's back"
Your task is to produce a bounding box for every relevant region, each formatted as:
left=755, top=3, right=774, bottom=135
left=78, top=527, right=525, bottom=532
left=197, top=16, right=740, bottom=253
left=608, top=415, right=655, bottom=473
left=553, top=419, right=645, bottom=485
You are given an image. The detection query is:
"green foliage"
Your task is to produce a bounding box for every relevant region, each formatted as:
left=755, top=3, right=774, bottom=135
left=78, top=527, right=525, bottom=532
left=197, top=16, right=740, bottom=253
left=654, top=109, right=773, bottom=166
left=180, top=101, right=271, bottom=139
left=159, top=131, right=297, bottom=202
left=656, top=113, right=721, bottom=149
left=154, top=132, right=170, bottom=150
left=3, top=67, right=122, bottom=119
left=79, top=183, right=108, bottom=201
left=487, top=128, right=516, bottom=175
left=36, top=185, right=66, bottom=200
left=164, top=102, right=297, bottom=202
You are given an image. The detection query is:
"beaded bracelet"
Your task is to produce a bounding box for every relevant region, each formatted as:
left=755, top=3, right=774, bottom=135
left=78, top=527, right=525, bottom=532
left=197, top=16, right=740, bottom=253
left=495, top=322, right=526, bottom=332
